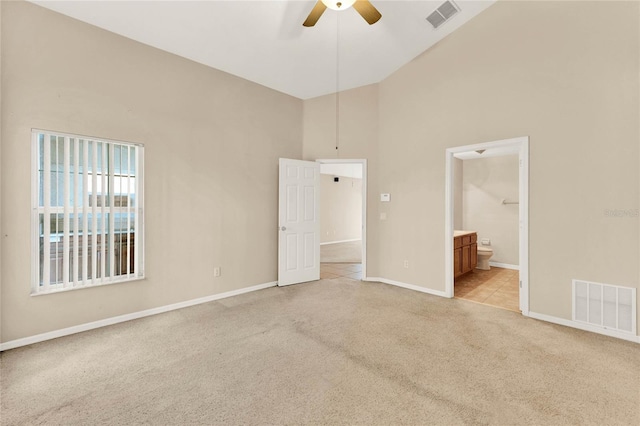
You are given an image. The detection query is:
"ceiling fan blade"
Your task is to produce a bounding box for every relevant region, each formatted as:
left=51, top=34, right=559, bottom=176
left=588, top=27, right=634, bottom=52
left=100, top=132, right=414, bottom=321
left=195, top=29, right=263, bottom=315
left=353, top=0, right=382, bottom=25
left=303, top=1, right=328, bottom=27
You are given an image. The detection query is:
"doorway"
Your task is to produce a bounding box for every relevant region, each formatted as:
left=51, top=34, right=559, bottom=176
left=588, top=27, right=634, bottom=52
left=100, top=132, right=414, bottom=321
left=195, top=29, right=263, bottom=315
left=445, top=137, right=529, bottom=315
left=316, top=159, right=367, bottom=281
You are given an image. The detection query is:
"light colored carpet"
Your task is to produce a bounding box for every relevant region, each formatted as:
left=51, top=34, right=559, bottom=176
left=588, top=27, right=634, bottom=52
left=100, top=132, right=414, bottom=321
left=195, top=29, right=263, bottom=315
left=1, top=278, right=639, bottom=425
left=320, top=240, right=362, bottom=263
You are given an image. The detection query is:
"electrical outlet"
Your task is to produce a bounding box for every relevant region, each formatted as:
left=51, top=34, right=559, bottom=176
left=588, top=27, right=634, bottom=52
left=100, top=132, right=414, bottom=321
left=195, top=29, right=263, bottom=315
left=403, top=260, right=409, bottom=269
left=213, top=267, right=221, bottom=277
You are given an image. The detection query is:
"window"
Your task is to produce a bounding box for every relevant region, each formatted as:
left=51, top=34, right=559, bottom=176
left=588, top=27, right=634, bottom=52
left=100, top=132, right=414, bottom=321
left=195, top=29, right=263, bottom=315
left=32, top=130, right=144, bottom=294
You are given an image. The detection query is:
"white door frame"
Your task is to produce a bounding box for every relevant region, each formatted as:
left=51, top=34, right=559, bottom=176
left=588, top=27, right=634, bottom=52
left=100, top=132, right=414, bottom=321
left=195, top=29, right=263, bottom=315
left=315, top=159, right=367, bottom=280
left=444, top=137, right=530, bottom=315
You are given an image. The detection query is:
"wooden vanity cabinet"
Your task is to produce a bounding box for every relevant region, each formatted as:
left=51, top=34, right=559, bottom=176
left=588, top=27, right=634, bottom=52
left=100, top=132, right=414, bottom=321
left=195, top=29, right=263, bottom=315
left=454, top=232, right=477, bottom=278
left=454, top=245, right=462, bottom=276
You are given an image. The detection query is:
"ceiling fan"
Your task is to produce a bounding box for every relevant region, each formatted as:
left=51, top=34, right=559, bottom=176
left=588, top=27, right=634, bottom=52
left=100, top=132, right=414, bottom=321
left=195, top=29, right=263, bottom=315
left=303, top=0, right=382, bottom=27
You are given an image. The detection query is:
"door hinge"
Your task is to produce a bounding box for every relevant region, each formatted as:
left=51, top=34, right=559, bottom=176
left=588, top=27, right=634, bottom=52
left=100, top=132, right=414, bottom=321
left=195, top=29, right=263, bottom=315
left=519, top=280, right=522, bottom=288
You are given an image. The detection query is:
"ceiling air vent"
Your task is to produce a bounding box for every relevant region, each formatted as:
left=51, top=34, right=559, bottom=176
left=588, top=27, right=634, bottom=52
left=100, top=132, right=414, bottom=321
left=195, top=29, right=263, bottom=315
left=426, top=1, right=460, bottom=29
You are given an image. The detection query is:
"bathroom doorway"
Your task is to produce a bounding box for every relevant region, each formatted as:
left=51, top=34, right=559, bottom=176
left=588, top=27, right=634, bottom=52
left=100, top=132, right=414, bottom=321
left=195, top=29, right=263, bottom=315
left=445, top=137, right=529, bottom=315
left=316, top=159, right=367, bottom=281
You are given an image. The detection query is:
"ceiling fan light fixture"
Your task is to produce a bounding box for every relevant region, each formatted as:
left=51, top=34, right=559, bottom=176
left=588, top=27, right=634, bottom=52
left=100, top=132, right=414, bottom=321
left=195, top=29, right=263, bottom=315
left=304, top=0, right=381, bottom=27
left=321, top=0, right=356, bottom=11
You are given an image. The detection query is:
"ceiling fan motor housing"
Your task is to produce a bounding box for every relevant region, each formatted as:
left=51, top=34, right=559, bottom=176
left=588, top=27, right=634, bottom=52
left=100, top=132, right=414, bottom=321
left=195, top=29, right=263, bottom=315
left=322, top=0, right=356, bottom=11
left=305, top=0, right=380, bottom=27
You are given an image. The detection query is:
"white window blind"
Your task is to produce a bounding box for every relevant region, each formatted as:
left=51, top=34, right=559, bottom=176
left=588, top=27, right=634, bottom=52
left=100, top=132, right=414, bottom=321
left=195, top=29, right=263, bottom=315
left=32, top=130, right=144, bottom=294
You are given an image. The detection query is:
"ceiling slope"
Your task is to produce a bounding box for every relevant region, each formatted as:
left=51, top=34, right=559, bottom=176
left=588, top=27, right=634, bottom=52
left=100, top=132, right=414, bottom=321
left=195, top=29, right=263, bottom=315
left=31, top=0, right=495, bottom=99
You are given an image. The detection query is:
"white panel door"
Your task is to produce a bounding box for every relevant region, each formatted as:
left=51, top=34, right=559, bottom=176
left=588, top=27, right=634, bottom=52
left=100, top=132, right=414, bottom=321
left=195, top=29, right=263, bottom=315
left=278, top=158, right=320, bottom=286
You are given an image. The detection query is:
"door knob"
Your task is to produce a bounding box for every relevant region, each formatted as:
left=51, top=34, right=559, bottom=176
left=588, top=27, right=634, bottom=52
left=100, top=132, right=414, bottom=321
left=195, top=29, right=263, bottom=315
left=280, top=226, right=286, bottom=231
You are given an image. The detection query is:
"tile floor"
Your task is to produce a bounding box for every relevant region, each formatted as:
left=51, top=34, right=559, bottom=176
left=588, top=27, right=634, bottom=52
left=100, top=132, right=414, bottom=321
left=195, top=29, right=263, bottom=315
left=320, top=241, right=362, bottom=264
left=320, top=263, right=518, bottom=313
left=320, top=263, right=363, bottom=280
left=454, top=267, right=520, bottom=312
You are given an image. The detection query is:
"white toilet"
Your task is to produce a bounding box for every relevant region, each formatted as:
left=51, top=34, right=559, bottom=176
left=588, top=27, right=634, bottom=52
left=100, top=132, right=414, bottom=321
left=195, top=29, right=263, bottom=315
left=477, top=246, right=493, bottom=270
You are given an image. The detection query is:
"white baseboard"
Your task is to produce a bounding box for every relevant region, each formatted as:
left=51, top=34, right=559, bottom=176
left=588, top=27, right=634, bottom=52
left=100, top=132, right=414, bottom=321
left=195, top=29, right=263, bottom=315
left=527, top=311, right=640, bottom=344
left=489, top=262, right=519, bottom=270
left=364, top=277, right=449, bottom=298
left=320, top=239, right=361, bottom=246
left=0, top=281, right=278, bottom=352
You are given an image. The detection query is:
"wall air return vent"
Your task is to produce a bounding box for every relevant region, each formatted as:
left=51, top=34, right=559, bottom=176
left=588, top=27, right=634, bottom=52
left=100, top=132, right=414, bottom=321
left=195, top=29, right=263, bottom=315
left=426, top=1, right=460, bottom=29
left=573, top=279, right=637, bottom=335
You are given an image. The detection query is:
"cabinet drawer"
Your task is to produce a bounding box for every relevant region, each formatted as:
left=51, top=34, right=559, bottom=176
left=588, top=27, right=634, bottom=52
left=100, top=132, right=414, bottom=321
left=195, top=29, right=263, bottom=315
left=462, top=235, right=471, bottom=246
left=454, top=237, right=462, bottom=249
left=470, top=234, right=477, bottom=244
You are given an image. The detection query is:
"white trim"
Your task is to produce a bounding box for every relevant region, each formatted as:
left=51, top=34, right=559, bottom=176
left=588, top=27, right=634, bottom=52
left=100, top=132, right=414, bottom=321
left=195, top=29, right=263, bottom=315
left=320, top=238, right=361, bottom=246
left=31, top=132, right=40, bottom=294
left=364, top=277, right=449, bottom=298
left=527, top=311, right=640, bottom=344
left=1, top=281, right=278, bottom=352
left=109, top=143, right=116, bottom=279
left=489, top=262, right=519, bottom=270
left=518, top=139, right=530, bottom=316
left=316, top=159, right=367, bottom=281
left=137, top=146, right=145, bottom=278
left=445, top=136, right=529, bottom=315
left=30, top=276, right=147, bottom=297
left=126, top=145, right=132, bottom=277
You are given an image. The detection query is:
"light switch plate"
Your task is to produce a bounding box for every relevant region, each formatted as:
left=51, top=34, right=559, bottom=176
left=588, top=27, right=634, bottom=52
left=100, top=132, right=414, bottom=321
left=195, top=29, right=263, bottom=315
left=380, top=193, right=390, bottom=202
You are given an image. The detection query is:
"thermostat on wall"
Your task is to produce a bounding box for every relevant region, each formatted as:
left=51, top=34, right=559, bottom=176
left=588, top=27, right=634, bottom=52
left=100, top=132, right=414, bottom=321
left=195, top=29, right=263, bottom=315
left=380, top=193, right=390, bottom=202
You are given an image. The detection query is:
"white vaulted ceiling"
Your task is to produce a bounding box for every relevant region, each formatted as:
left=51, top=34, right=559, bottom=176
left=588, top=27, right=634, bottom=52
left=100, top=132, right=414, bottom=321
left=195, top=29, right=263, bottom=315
left=30, top=0, right=495, bottom=99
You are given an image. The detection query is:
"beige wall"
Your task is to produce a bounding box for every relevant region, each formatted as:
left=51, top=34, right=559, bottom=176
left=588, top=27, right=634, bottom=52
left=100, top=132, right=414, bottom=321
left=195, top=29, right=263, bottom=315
left=303, top=84, right=379, bottom=274
left=0, top=1, right=302, bottom=342
left=377, top=0, right=639, bottom=327
left=320, top=174, right=362, bottom=244
left=462, top=155, right=519, bottom=266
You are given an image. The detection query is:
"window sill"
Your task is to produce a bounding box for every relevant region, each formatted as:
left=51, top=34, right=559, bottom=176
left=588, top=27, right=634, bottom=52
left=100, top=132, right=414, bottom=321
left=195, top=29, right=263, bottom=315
left=31, top=275, right=146, bottom=296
